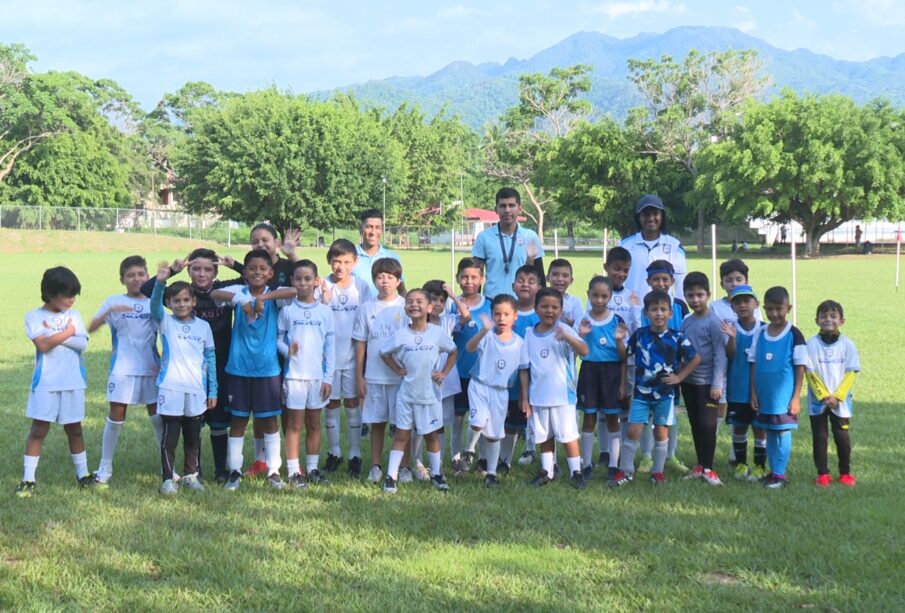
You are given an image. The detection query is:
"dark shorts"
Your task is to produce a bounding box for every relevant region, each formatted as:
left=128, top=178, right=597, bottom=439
left=505, top=399, right=528, bottom=432
left=753, top=411, right=799, bottom=431
left=227, top=375, right=283, bottom=419
left=577, top=361, right=623, bottom=414
left=453, top=378, right=471, bottom=416
left=726, top=402, right=757, bottom=427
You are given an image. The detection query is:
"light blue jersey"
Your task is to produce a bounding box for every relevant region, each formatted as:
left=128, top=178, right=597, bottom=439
left=579, top=312, right=624, bottom=363
left=222, top=285, right=290, bottom=378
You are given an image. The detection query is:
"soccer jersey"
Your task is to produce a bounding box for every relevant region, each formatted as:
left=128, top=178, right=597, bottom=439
left=627, top=326, right=697, bottom=401
left=380, top=324, right=457, bottom=404
left=620, top=232, right=687, bottom=299
left=156, top=314, right=216, bottom=396
left=510, top=308, right=541, bottom=401
left=352, top=295, right=407, bottom=384
left=576, top=312, right=624, bottom=363
left=220, top=285, right=292, bottom=378
left=805, top=334, right=860, bottom=417
left=278, top=300, right=336, bottom=381
left=725, top=320, right=763, bottom=404
left=94, top=295, right=159, bottom=377
left=435, top=313, right=461, bottom=398
left=25, top=308, right=89, bottom=392
left=608, top=286, right=642, bottom=335
left=472, top=224, right=545, bottom=298
left=470, top=332, right=529, bottom=389
left=450, top=295, right=491, bottom=380
left=562, top=293, right=584, bottom=325
left=681, top=310, right=728, bottom=389
left=640, top=298, right=688, bottom=331
left=525, top=323, right=581, bottom=406
left=748, top=322, right=807, bottom=414
left=323, top=275, right=371, bottom=372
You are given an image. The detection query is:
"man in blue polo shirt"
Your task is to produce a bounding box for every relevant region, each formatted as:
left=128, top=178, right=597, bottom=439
left=472, top=187, right=545, bottom=299
left=352, top=208, right=406, bottom=296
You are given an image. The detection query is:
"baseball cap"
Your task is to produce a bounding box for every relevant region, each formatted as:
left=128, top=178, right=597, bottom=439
left=729, top=285, right=758, bottom=301
left=635, top=194, right=664, bottom=214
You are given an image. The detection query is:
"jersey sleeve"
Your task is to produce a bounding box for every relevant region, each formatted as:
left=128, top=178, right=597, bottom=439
left=273, top=287, right=295, bottom=308
left=710, top=316, right=728, bottom=388
left=791, top=326, right=808, bottom=366
left=351, top=306, right=369, bottom=342
left=60, top=311, right=89, bottom=352
left=322, top=328, right=336, bottom=382
left=747, top=330, right=760, bottom=363
left=471, top=231, right=487, bottom=259
left=92, top=297, right=114, bottom=325
left=518, top=338, right=530, bottom=369
left=439, top=330, right=457, bottom=354
left=378, top=335, right=402, bottom=358
left=677, top=331, right=697, bottom=362
left=276, top=307, right=291, bottom=358
left=25, top=311, right=48, bottom=340
left=844, top=338, right=861, bottom=372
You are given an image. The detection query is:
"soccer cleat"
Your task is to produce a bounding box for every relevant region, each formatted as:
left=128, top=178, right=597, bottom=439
left=323, top=454, right=343, bottom=473
left=582, top=464, right=594, bottom=480
left=289, top=473, right=308, bottom=489
left=484, top=474, right=500, bottom=488
left=181, top=474, right=204, bottom=491
left=307, top=469, right=330, bottom=486
left=159, top=479, right=178, bottom=495
left=15, top=481, right=35, bottom=498
left=683, top=465, right=705, bottom=481
left=598, top=451, right=610, bottom=466
left=496, top=461, right=511, bottom=475
left=475, top=458, right=489, bottom=477
left=734, top=463, right=751, bottom=481
left=665, top=457, right=690, bottom=474
left=225, top=470, right=242, bottom=491
left=268, top=473, right=286, bottom=490
left=382, top=476, right=397, bottom=493
left=764, top=475, right=787, bottom=489
left=637, top=456, right=653, bottom=473
left=460, top=451, right=475, bottom=471
left=398, top=467, right=414, bottom=484
left=570, top=470, right=588, bottom=489
left=517, top=450, right=535, bottom=466
left=749, top=465, right=767, bottom=482
left=347, top=457, right=363, bottom=477
left=78, top=473, right=99, bottom=489
left=608, top=470, right=632, bottom=488
left=702, top=469, right=723, bottom=486
left=815, top=473, right=833, bottom=488
left=367, top=465, right=383, bottom=484
left=650, top=471, right=666, bottom=486
left=413, top=463, right=431, bottom=482
left=838, top=473, right=857, bottom=487
left=430, top=474, right=450, bottom=492
left=244, top=460, right=268, bottom=478
left=529, top=470, right=551, bottom=487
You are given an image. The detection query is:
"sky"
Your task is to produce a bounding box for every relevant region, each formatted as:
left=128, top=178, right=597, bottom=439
left=2, top=0, right=904, bottom=110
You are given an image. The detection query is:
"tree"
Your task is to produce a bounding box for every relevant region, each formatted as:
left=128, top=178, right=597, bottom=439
left=697, top=91, right=905, bottom=255
left=627, top=49, right=769, bottom=251
left=483, top=65, right=592, bottom=239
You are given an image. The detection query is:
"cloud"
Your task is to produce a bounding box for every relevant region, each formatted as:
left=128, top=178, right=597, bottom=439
left=438, top=4, right=477, bottom=19
left=734, top=6, right=757, bottom=33
left=584, top=0, right=683, bottom=19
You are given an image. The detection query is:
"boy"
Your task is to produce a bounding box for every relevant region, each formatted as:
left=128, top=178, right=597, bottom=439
left=150, top=265, right=217, bottom=495
left=278, top=260, right=336, bottom=488
left=720, top=285, right=767, bottom=481
left=321, top=239, right=372, bottom=477
left=17, top=267, right=96, bottom=497
left=749, top=286, right=807, bottom=489
left=680, top=272, right=728, bottom=485
left=465, top=295, right=529, bottom=487
left=90, top=256, right=160, bottom=485
left=379, top=289, right=458, bottom=493
left=211, top=250, right=297, bottom=490
left=523, top=288, right=590, bottom=489
left=613, top=290, right=700, bottom=487
left=353, top=257, right=407, bottom=484
left=547, top=259, right=584, bottom=326
left=805, top=300, right=860, bottom=487
left=507, top=265, right=542, bottom=468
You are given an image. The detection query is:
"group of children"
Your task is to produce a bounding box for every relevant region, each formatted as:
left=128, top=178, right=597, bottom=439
left=16, top=232, right=862, bottom=497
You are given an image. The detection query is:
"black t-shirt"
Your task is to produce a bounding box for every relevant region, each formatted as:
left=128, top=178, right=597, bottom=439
left=229, top=257, right=292, bottom=289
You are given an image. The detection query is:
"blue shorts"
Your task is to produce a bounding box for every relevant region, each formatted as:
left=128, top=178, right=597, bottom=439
left=628, top=397, right=673, bottom=425
left=227, top=375, right=282, bottom=419
left=577, top=361, right=622, bottom=415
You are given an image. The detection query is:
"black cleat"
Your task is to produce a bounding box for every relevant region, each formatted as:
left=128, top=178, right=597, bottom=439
left=347, top=456, right=363, bottom=477
left=496, top=461, right=511, bottom=475
left=323, top=454, right=343, bottom=473
left=78, top=473, right=99, bottom=489
left=582, top=464, right=594, bottom=480
left=289, top=473, right=308, bottom=489
left=476, top=458, right=488, bottom=477
left=307, top=469, right=330, bottom=486
left=598, top=451, right=610, bottom=466
left=571, top=470, right=588, bottom=489
left=530, top=470, right=551, bottom=487
left=15, top=481, right=35, bottom=498
left=484, top=474, right=500, bottom=488
left=382, top=476, right=397, bottom=493
left=552, top=463, right=562, bottom=481
left=430, top=474, right=450, bottom=492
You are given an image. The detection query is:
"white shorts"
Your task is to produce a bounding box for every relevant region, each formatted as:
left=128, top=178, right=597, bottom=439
left=329, top=369, right=357, bottom=401
left=26, top=389, right=85, bottom=425
left=156, top=388, right=206, bottom=418
left=531, top=404, right=580, bottom=444
left=442, top=396, right=455, bottom=426
left=363, top=383, right=399, bottom=424
left=467, top=380, right=507, bottom=440
left=396, top=398, right=444, bottom=435
left=284, top=379, right=328, bottom=410
left=107, top=375, right=157, bottom=405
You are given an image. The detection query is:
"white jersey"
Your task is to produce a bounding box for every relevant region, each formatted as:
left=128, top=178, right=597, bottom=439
left=352, top=296, right=407, bottom=384
left=562, top=293, right=585, bottom=326
left=25, top=308, right=89, bottom=392
left=157, top=314, right=215, bottom=396
left=710, top=297, right=764, bottom=325
left=323, top=275, right=372, bottom=371
left=525, top=323, right=580, bottom=406
left=608, top=287, right=641, bottom=335
left=806, top=334, right=861, bottom=417
left=278, top=300, right=336, bottom=381
left=380, top=324, right=457, bottom=404
left=472, top=332, right=528, bottom=389
left=435, top=313, right=461, bottom=399
left=94, top=294, right=159, bottom=377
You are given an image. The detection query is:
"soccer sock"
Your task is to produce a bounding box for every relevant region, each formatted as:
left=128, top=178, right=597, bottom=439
left=566, top=454, right=581, bottom=475
left=451, top=415, right=464, bottom=459
left=640, top=423, right=653, bottom=459
left=607, top=430, right=621, bottom=468
left=210, top=428, right=228, bottom=476
left=597, top=418, right=608, bottom=453
left=23, top=455, right=39, bottom=482
left=485, top=440, right=501, bottom=476
left=652, top=440, right=668, bottom=474
left=306, top=454, right=319, bottom=473
left=428, top=450, right=442, bottom=476
left=667, top=422, right=679, bottom=458
left=98, top=417, right=124, bottom=478
left=325, top=408, right=341, bottom=457
left=387, top=449, right=404, bottom=480
left=465, top=428, right=482, bottom=454
left=228, top=437, right=244, bottom=473
left=263, top=432, right=282, bottom=476
left=254, top=437, right=265, bottom=463
left=70, top=451, right=89, bottom=480
left=775, top=431, right=792, bottom=477
left=733, top=432, right=749, bottom=466
left=580, top=432, right=595, bottom=469
left=500, top=433, right=518, bottom=464
left=619, top=439, right=639, bottom=474
left=754, top=437, right=767, bottom=468
left=347, top=408, right=363, bottom=459
left=148, top=413, right=164, bottom=447
left=767, top=431, right=792, bottom=477
left=287, top=458, right=301, bottom=476
left=540, top=451, right=554, bottom=477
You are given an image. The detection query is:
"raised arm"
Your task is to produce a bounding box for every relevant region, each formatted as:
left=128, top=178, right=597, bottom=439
left=445, top=283, right=472, bottom=324
left=150, top=263, right=169, bottom=322
left=465, top=314, right=492, bottom=353
left=555, top=323, right=589, bottom=357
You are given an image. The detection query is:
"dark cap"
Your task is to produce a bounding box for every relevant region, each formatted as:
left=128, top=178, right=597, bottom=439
left=636, top=194, right=665, bottom=214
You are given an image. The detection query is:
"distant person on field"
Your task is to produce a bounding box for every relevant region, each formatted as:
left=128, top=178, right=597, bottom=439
left=620, top=194, right=687, bottom=300
left=854, top=225, right=862, bottom=249
left=352, top=208, right=406, bottom=296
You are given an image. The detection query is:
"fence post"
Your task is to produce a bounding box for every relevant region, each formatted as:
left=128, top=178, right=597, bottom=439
left=77, top=208, right=81, bottom=232
left=116, top=208, right=120, bottom=231
left=227, top=220, right=231, bottom=247
left=554, top=228, right=559, bottom=259
left=39, top=207, right=43, bottom=230
left=189, top=214, right=193, bottom=240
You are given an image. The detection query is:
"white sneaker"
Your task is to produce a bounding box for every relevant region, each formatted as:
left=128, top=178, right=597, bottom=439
left=367, top=465, right=383, bottom=484
left=160, top=479, right=178, bottom=496
left=398, top=467, right=414, bottom=484
left=181, top=474, right=205, bottom=491
left=517, top=451, right=535, bottom=466
left=95, top=466, right=111, bottom=485
left=702, top=469, right=723, bottom=486
left=268, top=473, right=286, bottom=490
left=413, top=463, right=431, bottom=481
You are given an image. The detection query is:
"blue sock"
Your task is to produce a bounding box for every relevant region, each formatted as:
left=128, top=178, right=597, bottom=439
left=769, top=430, right=792, bottom=477
left=766, top=431, right=779, bottom=474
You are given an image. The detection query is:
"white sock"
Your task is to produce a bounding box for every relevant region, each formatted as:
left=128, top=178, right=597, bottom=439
left=428, top=450, right=442, bottom=476
left=640, top=423, right=653, bottom=458
left=526, top=422, right=536, bottom=453
left=70, top=451, right=89, bottom=480
left=451, top=415, right=464, bottom=458
left=500, top=433, right=518, bottom=464
left=619, top=439, right=639, bottom=474
left=228, top=437, right=244, bottom=472
left=566, top=454, right=581, bottom=475
left=306, top=454, right=319, bottom=473
left=98, top=418, right=124, bottom=478
left=387, top=449, right=404, bottom=480
left=254, top=437, right=265, bottom=462
left=653, top=439, right=668, bottom=473
left=325, top=408, right=341, bottom=457
left=667, top=422, right=678, bottom=458
left=540, top=451, right=554, bottom=477
left=23, top=455, right=39, bottom=482
left=263, top=432, right=281, bottom=476
left=466, top=428, right=481, bottom=454
left=485, top=440, right=501, bottom=476
left=580, top=432, right=595, bottom=469
left=287, top=458, right=301, bottom=476
left=148, top=413, right=163, bottom=447
left=607, top=430, right=621, bottom=468
left=347, top=408, right=362, bottom=458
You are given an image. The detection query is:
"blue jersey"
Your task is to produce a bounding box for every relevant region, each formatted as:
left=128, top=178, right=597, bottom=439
left=726, top=320, right=762, bottom=404
left=627, top=326, right=697, bottom=401
left=640, top=298, right=688, bottom=331
left=578, top=312, right=624, bottom=363
left=749, top=322, right=807, bottom=416
left=510, top=308, right=540, bottom=400
left=450, top=295, right=491, bottom=380
left=223, top=286, right=289, bottom=378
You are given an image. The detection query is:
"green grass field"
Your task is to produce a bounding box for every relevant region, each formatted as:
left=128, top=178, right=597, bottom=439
left=1, top=231, right=903, bottom=611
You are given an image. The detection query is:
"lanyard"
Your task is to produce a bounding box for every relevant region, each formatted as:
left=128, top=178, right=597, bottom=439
left=497, top=223, right=519, bottom=274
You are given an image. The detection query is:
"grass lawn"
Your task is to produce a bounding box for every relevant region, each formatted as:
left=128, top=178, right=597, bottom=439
left=1, top=231, right=903, bottom=611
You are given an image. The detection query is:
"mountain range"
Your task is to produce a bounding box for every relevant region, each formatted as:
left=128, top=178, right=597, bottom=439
left=315, top=26, right=905, bottom=130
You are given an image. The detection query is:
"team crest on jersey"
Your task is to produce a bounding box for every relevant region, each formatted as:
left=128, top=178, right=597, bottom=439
left=599, top=337, right=608, bottom=346
left=496, top=359, right=507, bottom=369
left=516, top=236, right=525, bottom=246
left=540, top=349, right=550, bottom=358
left=467, top=320, right=478, bottom=328
left=614, top=296, right=622, bottom=305
left=765, top=352, right=773, bottom=361
left=824, top=349, right=834, bottom=359
left=663, top=244, right=671, bottom=254
left=134, top=304, right=144, bottom=312
left=415, top=336, right=423, bottom=345
left=52, top=316, right=63, bottom=327
left=304, top=310, right=312, bottom=319
left=158, top=394, right=166, bottom=406
left=108, top=382, right=115, bottom=392
left=182, top=325, right=191, bottom=333
left=339, top=294, right=348, bottom=305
